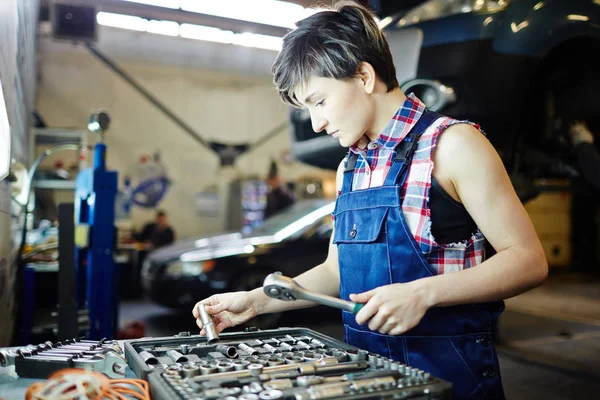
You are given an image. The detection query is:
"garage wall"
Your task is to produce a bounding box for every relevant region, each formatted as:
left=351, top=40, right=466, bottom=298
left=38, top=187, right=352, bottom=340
left=0, top=0, right=39, bottom=346
left=35, top=28, right=329, bottom=239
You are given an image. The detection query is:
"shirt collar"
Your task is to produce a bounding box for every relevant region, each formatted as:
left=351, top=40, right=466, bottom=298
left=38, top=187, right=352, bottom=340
left=350, top=93, right=426, bottom=155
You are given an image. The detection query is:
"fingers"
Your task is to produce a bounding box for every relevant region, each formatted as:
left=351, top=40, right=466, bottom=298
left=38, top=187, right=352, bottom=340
left=349, top=290, right=374, bottom=304
left=192, top=295, right=221, bottom=319
left=205, top=302, right=226, bottom=315
left=367, top=313, right=387, bottom=332
left=354, top=299, right=377, bottom=326
left=214, top=321, right=230, bottom=334
left=389, top=325, right=409, bottom=336
left=197, top=318, right=231, bottom=335
left=378, top=320, right=396, bottom=335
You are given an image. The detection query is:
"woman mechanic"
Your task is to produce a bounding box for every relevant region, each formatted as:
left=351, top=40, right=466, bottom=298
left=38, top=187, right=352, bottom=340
left=193, top=2, right=548, bottom=398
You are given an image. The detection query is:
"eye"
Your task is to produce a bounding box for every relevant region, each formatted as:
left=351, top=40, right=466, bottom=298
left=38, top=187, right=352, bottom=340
left=315, top=99, right=326, bottom=107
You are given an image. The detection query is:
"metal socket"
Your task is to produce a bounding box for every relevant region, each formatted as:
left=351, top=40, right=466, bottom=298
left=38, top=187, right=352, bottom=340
left=258, top=389, right=284, bottom=399
left=182, top=363, right=200, bottom=378
left=139, top=350, right=159, bottom=365
left=295, top=341, right=312, bottom=351
left=233, top=359, right=251, bottom=370
left=278, top=342, right=297, bottom=352
left=216, top=345, right=238, bottom=358
left=200, top=363, right=218, bottom=375
left=217, top=362, right=234, bottom=372
left=166, top=349, right=189, bottom=363
left=238, top=343, right=259, bottom=356
left=198, top=303, right=219, bottom=344
left=262, top=343, right=281, bottom=354
left=266, top=356, right=285, bottom=366
left=308, top=338, right=327, bottom=349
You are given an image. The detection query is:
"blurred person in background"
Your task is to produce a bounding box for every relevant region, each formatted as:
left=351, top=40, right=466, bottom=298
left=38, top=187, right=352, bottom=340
left=264, top=159, right=296, bottom=218
left=136, top=209, right=175, bottom=249
left=569, top=121, right=600, bottom=191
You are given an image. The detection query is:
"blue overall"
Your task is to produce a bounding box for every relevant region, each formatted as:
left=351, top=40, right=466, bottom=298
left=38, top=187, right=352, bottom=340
left=333, top=111, right=505, bottom=399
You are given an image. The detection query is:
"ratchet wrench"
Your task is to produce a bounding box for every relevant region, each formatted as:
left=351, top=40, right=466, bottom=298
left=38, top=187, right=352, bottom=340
left=263, top=272, right=364, bottom=314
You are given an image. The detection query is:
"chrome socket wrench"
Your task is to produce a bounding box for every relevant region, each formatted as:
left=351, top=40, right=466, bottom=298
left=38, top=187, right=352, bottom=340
left=263, top=273, right=364, bottom=314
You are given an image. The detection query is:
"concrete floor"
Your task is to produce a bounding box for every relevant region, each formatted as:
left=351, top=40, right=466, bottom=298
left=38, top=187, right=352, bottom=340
left=120, top=271, right=600, bottom=399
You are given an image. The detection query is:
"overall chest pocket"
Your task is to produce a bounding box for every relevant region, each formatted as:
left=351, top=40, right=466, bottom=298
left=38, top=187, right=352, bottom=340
left=333, top=207, right=389, bottom=244
left=334, top=207, right=392, bottom=299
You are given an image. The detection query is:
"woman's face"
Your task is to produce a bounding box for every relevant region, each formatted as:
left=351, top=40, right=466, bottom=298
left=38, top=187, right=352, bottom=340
left=294, top=75, right=375, bottom=148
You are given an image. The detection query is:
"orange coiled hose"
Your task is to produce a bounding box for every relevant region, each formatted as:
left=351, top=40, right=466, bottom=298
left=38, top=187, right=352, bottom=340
left=25, top=368, right=150, bottom=400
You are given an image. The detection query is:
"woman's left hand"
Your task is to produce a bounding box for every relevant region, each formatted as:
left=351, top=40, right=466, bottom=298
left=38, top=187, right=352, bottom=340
left=350, top=282, right=431, bottom=335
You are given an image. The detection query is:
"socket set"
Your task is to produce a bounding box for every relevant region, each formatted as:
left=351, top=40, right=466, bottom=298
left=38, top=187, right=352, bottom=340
left=124, top=328, right=452, bottom=400
left=0, top=338, right=128, bottom=379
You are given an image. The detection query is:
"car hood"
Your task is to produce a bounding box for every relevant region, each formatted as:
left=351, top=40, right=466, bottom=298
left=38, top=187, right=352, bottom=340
left=145, top=230, right=287, bottom=264
left=146, top=231, right=245, bottom=264
left=146, top=199, right=334, bottom=264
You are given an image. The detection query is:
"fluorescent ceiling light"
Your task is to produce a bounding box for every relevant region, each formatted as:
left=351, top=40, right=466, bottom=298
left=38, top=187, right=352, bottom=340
left=97, top=13, right=284, bottom=51
left=181, top=0, right=315, bottom=29
left=180, top=23, right=282, bottom=51
left=124, top=0, right=180, bottom=9
left=98, top=12, right=177, bottom=37
left=233, top=32, right=282, bottom=51
left=147, top=19, right=180, bottom=36
left=180, top=23, right=236, bottom=44
left=97, top=12, right=148, bottom=31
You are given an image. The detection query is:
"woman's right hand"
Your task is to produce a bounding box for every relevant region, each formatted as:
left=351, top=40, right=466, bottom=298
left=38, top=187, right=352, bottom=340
left=192, top=291, right=258, bottom=336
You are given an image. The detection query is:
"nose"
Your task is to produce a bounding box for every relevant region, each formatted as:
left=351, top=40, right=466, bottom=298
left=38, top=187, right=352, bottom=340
left=311, top=112, right=327, bottom=133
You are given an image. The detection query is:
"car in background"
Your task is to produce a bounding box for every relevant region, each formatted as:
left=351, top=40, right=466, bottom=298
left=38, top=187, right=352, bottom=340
left=290, top=0, right=600, bottom=200
left=140, top=199, right=334, bottom=323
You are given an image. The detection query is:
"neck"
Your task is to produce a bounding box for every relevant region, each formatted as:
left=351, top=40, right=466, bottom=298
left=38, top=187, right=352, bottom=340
left=364, top=88, right=406, bottom=142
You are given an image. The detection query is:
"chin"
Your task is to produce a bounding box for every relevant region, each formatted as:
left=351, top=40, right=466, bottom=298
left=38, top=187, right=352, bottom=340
left=338, top=137, right=354, bottom=148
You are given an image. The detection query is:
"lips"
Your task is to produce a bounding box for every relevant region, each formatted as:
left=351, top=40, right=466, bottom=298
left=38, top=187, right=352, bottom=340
left=329, top=130, right=339, bottom=138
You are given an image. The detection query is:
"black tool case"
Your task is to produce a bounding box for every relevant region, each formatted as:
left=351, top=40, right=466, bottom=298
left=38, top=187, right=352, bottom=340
left=124, top=327, right=452, bottom=400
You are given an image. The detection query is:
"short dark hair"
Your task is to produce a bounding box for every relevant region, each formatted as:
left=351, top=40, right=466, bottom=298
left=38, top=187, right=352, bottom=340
left=156, top=210, right=166, bottom=218
left=272, top=0, right=399, bottom=107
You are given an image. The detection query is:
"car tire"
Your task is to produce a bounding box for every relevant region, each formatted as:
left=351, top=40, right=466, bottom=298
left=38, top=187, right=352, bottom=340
left=229, top=269, right=281, bottom=330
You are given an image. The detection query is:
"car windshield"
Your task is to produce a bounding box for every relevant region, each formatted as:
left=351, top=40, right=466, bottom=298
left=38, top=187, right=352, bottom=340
left=247, top=200, right=333, bottom=237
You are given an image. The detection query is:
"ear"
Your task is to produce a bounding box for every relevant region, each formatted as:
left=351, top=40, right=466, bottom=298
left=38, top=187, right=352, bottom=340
left=356, top=62, right=377, bottom=94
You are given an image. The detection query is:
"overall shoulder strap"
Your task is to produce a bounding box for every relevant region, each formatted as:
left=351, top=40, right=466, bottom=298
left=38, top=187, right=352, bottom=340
left=340, top=152, right=358, bottom=193
left=384, top=110, right=442, bottom=186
